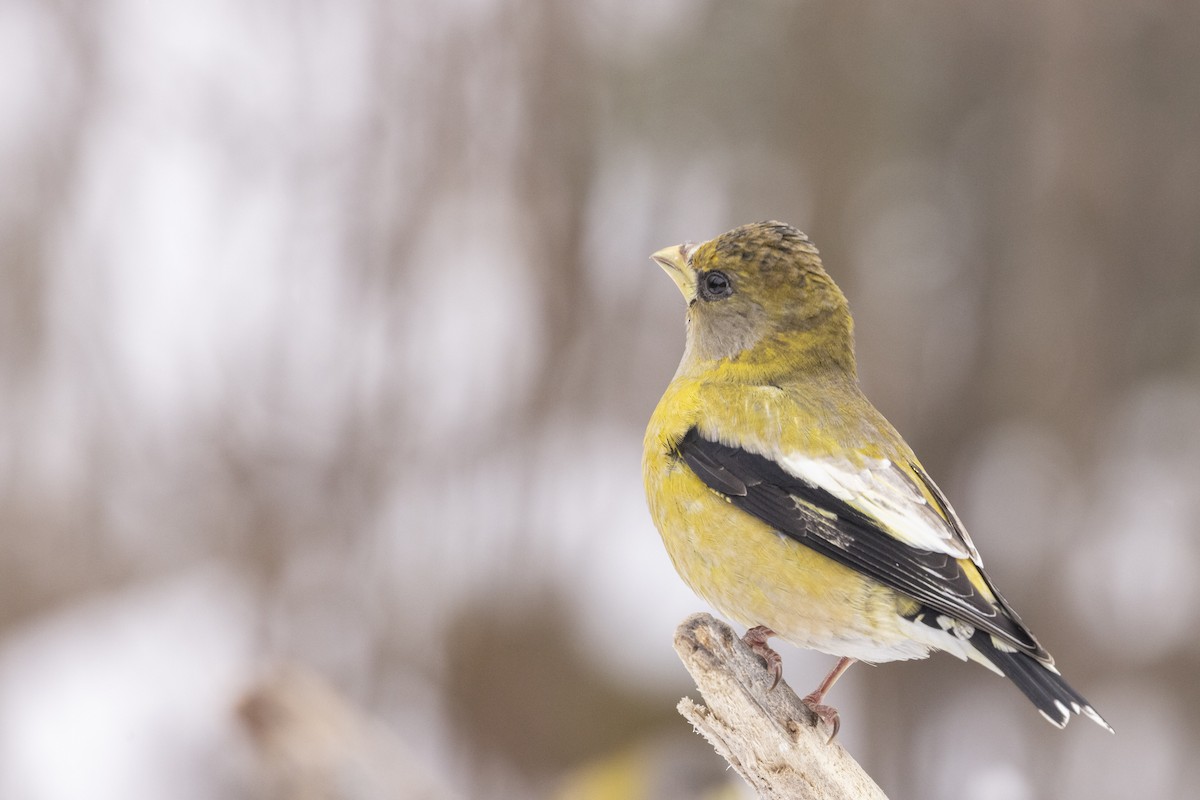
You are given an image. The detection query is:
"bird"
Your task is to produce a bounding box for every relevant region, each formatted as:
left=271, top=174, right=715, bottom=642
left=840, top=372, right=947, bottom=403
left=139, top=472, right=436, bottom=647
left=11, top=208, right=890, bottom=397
left=642, top=221, right=1111, bottom=739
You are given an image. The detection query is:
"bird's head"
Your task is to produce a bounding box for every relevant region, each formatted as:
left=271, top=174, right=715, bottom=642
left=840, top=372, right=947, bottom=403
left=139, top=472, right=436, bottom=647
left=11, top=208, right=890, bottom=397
left=651, top=221, right=855, bottom=380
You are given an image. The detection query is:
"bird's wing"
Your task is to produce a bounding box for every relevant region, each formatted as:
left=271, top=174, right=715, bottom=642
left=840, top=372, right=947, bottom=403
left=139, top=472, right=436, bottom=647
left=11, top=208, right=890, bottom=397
left=675, top=427, right=1045, bottom=657
left=782, top=450, right=983, bottom=565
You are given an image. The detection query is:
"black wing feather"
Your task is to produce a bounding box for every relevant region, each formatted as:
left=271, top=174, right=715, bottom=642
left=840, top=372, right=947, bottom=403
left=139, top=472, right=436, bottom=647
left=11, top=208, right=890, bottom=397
left=675, top=427, right=1044, bottom=657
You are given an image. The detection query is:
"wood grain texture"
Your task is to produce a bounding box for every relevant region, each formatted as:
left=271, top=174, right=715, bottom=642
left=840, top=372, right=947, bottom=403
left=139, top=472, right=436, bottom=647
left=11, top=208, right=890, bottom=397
left=674, top=613, right=889, bottom=800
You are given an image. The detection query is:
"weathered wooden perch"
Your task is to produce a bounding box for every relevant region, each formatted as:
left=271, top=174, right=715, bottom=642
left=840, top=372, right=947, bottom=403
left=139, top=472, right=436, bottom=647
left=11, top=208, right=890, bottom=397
left=674, top=613, right=889, bottom=800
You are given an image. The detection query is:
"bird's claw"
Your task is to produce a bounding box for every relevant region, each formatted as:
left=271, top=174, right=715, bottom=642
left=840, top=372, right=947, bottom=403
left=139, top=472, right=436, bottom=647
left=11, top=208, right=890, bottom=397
left=742, top=626, right=841, bottom=740
left=801, top=694, right=841, bottom=744
left=741, top=626, right=783, bottom=690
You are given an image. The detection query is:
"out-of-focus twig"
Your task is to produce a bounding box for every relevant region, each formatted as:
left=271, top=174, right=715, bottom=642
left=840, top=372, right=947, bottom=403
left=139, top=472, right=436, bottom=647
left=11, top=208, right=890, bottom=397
left=238, top=666, right=459, bottom=800
left=674, top=613, right=889, bottom=800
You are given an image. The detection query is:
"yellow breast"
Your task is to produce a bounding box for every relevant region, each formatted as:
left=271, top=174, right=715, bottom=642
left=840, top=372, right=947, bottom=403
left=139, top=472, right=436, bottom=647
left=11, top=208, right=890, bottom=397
left=642, top=377, right=926, bottom=662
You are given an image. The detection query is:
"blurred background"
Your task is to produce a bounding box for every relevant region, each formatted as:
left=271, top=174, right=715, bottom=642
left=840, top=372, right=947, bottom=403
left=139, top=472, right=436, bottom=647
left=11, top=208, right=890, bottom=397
left=1, top=0, right=1199, bottom=798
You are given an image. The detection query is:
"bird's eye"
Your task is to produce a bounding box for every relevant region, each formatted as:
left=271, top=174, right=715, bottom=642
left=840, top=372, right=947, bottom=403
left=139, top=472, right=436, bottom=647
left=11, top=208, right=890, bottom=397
left=700, top=270, right=733, bottom=301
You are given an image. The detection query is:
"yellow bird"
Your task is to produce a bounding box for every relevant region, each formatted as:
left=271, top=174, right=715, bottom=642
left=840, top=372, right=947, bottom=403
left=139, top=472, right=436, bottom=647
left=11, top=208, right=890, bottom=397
left=643, top=221, right=1111, bottom=737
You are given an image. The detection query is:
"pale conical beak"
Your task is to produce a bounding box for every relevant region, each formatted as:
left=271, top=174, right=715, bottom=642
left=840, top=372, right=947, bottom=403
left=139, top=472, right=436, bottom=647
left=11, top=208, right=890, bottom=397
left=651, top=243, right=696, bottom=302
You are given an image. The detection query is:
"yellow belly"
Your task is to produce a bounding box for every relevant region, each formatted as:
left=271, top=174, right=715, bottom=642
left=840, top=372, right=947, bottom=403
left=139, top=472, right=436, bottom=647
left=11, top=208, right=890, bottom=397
left=644, top=446, right=930, bottom=663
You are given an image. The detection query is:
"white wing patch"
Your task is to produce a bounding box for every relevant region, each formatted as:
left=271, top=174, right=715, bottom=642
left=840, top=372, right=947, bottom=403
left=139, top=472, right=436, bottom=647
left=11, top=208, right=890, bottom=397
left=779, top=453, right=974, bottom=560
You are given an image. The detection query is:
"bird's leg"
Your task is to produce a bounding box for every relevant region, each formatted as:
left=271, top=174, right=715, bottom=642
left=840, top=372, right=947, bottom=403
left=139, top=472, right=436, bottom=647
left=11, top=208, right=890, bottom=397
left=802, top=656, right=857, bottom=743
left=741, top=626, right=783, bottom=690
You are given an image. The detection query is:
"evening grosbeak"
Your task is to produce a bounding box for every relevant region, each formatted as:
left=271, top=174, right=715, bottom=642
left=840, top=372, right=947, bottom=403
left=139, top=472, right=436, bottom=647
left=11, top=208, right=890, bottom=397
left=643, top=221, right=1111, bottom=737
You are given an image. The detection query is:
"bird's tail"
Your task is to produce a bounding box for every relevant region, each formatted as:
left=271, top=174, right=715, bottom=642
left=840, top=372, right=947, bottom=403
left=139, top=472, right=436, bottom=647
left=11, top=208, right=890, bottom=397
left=968, top=629, right=1113, bottom=732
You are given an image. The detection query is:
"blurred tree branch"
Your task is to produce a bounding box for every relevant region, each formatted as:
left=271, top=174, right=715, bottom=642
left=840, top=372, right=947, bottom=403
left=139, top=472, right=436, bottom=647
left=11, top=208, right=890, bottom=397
left=674, top=613, right=888, bottom=800
left=238, top=666, right=460, bottom=800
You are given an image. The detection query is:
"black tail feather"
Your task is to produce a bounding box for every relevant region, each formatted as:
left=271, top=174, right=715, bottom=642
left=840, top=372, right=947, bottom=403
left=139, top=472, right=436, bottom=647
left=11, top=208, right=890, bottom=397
left=970, top=629, right=1113, bottom=732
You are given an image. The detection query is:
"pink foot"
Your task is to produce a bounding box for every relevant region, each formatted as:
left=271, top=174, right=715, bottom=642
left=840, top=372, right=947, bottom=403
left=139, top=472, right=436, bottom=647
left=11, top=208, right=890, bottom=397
left=802, top=656, right=855, bottom=743
left=741, top=626, right=783, bottom=690
left=801, top=693, right=841, bottom=743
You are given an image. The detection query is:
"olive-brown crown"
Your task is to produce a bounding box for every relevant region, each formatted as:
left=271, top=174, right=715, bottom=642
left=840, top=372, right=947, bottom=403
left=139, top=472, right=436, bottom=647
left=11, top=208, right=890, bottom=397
left=679, top=221, right=856, bottom=378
